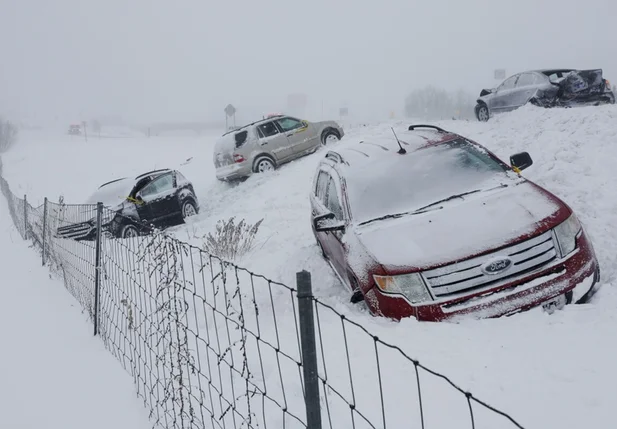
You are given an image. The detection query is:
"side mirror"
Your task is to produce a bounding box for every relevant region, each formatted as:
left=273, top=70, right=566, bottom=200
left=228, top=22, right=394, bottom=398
left=314, top=212, right=345, bottom=233
left=510, top=152, right=533, bottom=172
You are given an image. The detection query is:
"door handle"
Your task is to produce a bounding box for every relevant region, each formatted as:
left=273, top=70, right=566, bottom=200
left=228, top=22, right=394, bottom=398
left=261, top=141, right=268, bottom=145
left=286, top=133, right=294, bottom=137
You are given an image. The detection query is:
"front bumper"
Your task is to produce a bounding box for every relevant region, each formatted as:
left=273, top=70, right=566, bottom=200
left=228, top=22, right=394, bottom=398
left=366, top=229, right=600, bottom=322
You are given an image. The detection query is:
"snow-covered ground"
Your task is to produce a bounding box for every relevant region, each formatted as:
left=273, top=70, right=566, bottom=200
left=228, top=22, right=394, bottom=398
left=0, top=188, right=152, bottom=428
left=2, top=105, right=617, bottom=428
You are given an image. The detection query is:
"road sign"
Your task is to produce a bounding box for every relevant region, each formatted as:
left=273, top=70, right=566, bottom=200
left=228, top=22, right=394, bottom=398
left=224, top=104, right=236, bottom=117
left=494, top=69, right=506, bottom=80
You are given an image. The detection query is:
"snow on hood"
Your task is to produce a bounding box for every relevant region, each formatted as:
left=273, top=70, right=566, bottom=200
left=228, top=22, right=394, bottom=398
left=355, top=181, right=562, bottom=270
left=85, top=178, right=134, bottom=208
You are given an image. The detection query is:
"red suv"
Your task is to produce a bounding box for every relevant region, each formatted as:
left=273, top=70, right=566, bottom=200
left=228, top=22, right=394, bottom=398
left=310, top=124, right=600, bottom=321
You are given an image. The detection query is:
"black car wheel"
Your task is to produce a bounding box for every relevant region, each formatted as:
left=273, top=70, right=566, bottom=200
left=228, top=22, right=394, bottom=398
left=120, top=224, right=139, bottom=239
left=321, top=129, right=340, bottom=145
left=475, top=103, right=489, bottom=122
left=182, top=200, right=198, bottom=220
left=349, top=277, right=364, bottom=304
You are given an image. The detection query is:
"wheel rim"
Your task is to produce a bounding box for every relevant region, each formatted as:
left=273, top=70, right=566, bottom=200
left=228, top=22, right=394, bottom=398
left=324, top=134, right=339, bottom=145
left=257, top=159, right=274, bottom=172
left=478, top=107, right=489, bottom=121
left=183, top=202, right=197, bottom=218
left=124, top=226, right=138, bottom=238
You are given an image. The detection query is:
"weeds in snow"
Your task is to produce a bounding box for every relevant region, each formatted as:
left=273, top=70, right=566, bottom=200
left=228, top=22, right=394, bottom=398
left=202, top=217, right=263, bottom=262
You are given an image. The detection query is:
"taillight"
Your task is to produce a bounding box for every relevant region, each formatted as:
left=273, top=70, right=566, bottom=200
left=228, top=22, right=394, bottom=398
left=233, top=154, right=245, bottom=163
left=605, top=79, right=611, bottom=88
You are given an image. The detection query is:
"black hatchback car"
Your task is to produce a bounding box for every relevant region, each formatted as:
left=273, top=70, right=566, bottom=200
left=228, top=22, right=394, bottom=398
left=56, top=169, right=200, bottom=240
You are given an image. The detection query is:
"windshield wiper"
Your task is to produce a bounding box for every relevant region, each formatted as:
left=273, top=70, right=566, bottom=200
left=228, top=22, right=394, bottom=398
left=358, top=184, right=508, bottom=227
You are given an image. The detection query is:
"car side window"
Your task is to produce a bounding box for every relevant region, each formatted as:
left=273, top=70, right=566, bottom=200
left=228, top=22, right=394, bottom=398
left=257, top=121, right=279, bottom=138
left=516, top=73, right=534, bottom=87
left=276, top=117, right=304, bottom=132
left=140, top=174, right=174, bottom=198
left=499, top=75, right=518, bottom=90
left=325, top=177, right=344, bottom=219
left=315, top=171, right=329, bottom=201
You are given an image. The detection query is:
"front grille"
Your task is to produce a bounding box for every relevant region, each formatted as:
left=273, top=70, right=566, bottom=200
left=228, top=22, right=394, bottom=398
left=422, top=230, right=558, bottom=298
left=56, top=222, right=94, bottom=240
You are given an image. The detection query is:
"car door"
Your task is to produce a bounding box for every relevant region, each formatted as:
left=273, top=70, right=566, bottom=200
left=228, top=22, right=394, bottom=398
left=256, top=121, right=291, bottom=162
left=311, top=169, right=330, bottom=239
left=322, top=173, right=348, bottom=279
left=489, top=75, right=520, bottom=112
left=136, top=173, right=178, bottom=225
left=275, top=116, right=317, bottom=157
left=513, top=73, right=543, bottom=107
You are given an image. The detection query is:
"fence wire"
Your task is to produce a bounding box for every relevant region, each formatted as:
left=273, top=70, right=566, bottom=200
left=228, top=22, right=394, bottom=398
left=0, top=156, right=527, bottom=429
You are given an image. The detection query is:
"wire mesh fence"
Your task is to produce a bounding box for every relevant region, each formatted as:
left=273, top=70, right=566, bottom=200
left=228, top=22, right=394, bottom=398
left=0, top=156, right=527, bottom=429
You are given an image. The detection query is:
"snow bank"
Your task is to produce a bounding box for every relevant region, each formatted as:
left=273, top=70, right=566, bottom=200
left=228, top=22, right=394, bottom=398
left=2, top=105, right=617, bottom=428
left=0, top=193, right=151, bottom=429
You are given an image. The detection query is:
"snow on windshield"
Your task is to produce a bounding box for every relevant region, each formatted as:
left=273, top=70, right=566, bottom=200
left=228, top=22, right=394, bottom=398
left=85, top=178, right=134, bottom=207
left=347, top=140, right=511, bottom=224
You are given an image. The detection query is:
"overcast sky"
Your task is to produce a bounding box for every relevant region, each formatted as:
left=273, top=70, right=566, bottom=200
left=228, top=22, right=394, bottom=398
left=1, top=0, right=616, bottom=125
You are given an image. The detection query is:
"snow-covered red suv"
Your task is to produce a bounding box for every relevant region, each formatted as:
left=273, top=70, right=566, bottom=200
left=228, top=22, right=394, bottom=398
left=310, top=124, right=600, bottom=321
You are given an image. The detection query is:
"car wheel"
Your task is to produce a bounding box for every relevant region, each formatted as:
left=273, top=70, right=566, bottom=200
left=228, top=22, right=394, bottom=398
left=349, top=277, right=364, bottom=304
left=120, top=224, right=139, bottom=239
left=181, top=200, right=198, bottom=220
left=253, top=157, right=275, bottom=173
left=322, top=130, right=340, bottom=145
left=475, top=103, right=489, bottom=122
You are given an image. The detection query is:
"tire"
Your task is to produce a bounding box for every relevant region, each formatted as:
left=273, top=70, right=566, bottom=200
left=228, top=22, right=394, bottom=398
left=321, top=130, right=340, bottom=145
left=253, top=156, right=275, bottom=173
left=475, top=103, right=489, bottom=122
left=120, top=223, right=139, bottom=239
left=181, top=199, right=198, bottom=220
left=349, top=277, right=364, bottom=304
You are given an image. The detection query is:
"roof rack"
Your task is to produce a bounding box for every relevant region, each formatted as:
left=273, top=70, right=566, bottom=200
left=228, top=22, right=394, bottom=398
left=408, top=124, right=447, bottom=132
left=135, top=168, right=171, bottom=180
left=98, top=177, right=127, bottom=188
left=221, top=114, right=286, bottom=136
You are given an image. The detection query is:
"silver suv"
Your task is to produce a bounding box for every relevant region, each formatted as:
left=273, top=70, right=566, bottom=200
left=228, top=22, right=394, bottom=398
left=214, top=114, right=344, bottom=181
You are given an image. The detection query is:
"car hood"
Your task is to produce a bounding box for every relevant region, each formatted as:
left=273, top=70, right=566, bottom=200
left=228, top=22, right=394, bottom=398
left=354, top=181, right=565, bottom=271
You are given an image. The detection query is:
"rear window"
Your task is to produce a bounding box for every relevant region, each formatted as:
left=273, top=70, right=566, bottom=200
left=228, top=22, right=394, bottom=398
left=235, top=130, right=248, bottom=148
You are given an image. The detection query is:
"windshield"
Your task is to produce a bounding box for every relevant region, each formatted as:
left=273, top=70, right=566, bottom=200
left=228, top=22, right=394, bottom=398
left=347, top=139, right=511, bottom=224
left=85, top=178, right=134, bottom=207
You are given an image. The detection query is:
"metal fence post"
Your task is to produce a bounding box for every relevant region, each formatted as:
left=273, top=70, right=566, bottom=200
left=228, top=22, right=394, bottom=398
left=296, top=270, right=322, bottom=429
left=23, top=194, right=28, bottom=240
left=42, top=197, right=48, bottom=266
left=93, top=202, right=103, bottom=336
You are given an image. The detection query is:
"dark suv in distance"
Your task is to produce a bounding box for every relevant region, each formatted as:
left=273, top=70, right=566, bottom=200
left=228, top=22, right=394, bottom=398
left=310, top=125, right=600, bottom=321
left=56, top=169, right=199, bottom=240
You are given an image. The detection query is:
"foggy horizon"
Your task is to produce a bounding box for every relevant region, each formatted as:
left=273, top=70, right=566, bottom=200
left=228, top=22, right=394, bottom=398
left=2, top=0, right=616, bottom=126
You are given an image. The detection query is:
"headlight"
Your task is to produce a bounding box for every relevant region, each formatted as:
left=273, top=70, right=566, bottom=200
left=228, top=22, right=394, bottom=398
left=554, top=214, right=582, bottom=257
left=373, top=273, right=432, bottom=304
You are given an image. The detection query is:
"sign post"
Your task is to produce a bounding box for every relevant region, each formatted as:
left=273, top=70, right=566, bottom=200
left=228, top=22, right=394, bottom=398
left=494, top=69, right=506, bottom=81
left=224, top=104, right=237, bottom=130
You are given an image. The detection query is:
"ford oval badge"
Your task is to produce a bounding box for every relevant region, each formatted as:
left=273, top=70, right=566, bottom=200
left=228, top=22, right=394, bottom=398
left=481, top=257, right=513, bottom=275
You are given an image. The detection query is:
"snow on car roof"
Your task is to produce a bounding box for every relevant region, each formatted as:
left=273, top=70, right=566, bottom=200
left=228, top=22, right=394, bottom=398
left=326, top=126, right=460, bottom=169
